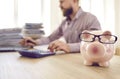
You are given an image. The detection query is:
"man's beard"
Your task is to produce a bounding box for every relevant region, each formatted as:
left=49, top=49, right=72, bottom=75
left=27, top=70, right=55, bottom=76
left=63, top=7, right=73, bottom=17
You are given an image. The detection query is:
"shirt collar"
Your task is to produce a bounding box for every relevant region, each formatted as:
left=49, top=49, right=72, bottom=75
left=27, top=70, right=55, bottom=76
left=66, top=7, right=83, bottom=21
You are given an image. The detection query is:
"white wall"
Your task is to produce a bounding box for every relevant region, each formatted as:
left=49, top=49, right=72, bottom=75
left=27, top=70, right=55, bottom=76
left=42, top=0, right=51, bottom=36
left=115, top=0, right=120, bottom=47
left=50, top=0, right=63, bottom=33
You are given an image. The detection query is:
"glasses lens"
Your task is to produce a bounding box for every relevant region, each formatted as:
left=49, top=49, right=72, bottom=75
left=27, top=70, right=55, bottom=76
left=80, top=33, right=94, bottom=42
left=100, top=35, right=116, bottom=44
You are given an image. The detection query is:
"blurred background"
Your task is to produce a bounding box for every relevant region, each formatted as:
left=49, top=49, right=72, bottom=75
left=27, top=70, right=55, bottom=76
left=0, top=0, right=119, bottom=47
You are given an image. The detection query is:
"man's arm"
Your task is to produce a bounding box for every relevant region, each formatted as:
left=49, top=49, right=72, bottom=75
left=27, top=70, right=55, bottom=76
left=36, top=22, right=64, bottom=45
left=20, top=22, right=64, bottom=47
left=86, top=14, right=101, bottom=30
left=68, top=43, right=80, bottom=53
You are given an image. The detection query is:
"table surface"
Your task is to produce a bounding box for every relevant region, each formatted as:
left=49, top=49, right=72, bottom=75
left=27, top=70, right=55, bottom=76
left=0, top=52, right=120, bottom=79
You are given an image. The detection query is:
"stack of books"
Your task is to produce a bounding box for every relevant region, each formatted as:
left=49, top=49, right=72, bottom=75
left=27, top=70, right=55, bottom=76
left=22, top=23, right=45, bottom=39
left=0, top=28, right=23, bottom=47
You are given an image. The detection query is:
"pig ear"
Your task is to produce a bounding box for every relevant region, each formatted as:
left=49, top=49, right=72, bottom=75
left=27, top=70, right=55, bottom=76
left=81, top=30, right=91, bottom=39
left=102, top=31, right=112, bottom=39
left=82, top=30, right=90, bottom=34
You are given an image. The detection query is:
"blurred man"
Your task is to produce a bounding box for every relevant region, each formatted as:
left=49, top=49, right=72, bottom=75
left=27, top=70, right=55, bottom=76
left=20, top=0, right=101, bottom=53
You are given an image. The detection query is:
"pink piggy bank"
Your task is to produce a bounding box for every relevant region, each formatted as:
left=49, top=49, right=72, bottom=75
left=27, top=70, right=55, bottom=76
left=80, top=30, right=117, bottom=67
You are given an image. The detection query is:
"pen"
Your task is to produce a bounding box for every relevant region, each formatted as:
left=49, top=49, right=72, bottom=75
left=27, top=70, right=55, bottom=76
left=26, top=40, right=37, bottom=45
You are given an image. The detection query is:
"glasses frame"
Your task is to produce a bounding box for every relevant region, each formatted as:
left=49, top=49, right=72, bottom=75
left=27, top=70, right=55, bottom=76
left=79, top=33, right=118, bottom=44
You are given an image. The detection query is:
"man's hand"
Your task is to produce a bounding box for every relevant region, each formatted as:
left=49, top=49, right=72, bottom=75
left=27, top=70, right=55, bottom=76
left=19, top=37, right=38, bottom=47
left=48, top=40, right=70, bottom=53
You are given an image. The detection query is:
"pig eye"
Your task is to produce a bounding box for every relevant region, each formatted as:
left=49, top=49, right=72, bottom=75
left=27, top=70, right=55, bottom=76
left=99, top=35, right=117, bottom=44
left=80, top=33, right=94, bottom=42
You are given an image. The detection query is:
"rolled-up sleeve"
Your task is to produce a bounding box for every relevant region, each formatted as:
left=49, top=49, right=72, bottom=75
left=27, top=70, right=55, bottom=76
left=36, top=37, right=50, bottom=45
left=68, top=43, right=80, bottom=53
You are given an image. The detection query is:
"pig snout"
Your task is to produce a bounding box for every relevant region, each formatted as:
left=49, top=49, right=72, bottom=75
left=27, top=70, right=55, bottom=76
left=86, top=42, right=106, bottom=58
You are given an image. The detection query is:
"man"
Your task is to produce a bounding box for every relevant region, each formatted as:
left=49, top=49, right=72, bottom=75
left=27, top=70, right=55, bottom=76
left=20, top=0, right=101, bottom=53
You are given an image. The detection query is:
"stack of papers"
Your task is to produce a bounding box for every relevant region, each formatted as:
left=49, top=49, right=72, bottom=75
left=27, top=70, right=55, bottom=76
left=0, top=28, right=23, bottom=47
left=22, top=23, right=45, bottom=39
left=0, top=28, right=21, bottom=34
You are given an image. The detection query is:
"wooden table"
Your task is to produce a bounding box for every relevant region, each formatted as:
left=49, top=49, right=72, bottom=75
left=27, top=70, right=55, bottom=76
left=0, top=52, right=120, bottom=79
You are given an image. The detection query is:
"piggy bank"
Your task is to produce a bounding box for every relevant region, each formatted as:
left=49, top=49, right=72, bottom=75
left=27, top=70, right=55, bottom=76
left=80, top=30, right=117, bottom=67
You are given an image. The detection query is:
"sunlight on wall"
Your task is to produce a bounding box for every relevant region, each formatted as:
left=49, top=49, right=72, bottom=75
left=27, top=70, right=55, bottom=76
left=0, top=0, right=14, bottom=28
left=50, top=0, right=63, bottom=33
left=81, top=0, right=115, bottom=34
left=18, top=0, right=42, bottom=27
left=42, top=0, right=51, bottom=36
left=114, top=0, right=120, bottom=47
